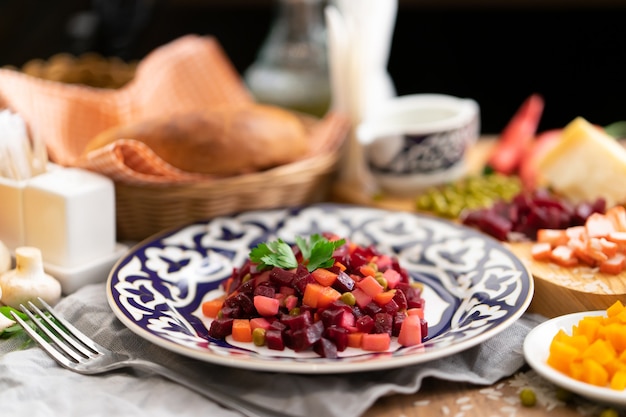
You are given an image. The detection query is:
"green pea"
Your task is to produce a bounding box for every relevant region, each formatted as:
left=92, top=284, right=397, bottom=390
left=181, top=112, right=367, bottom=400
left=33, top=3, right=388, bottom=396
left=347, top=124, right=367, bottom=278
left=599, top=408, right=619, bottom=417
left=340, top=292, right=356, bottom=306
left=519, top=388, right=536, bottom=407
left=252, top=328, right=266, bottom=346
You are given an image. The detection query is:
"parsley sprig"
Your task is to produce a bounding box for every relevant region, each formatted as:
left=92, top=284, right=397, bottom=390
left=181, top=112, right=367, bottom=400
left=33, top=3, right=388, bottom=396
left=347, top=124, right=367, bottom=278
left=250, top=234, right=345, bottom=272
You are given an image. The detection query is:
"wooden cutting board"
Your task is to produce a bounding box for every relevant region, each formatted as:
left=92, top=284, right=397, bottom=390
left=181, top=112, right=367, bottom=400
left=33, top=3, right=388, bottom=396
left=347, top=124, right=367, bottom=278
left=330, top=138, right=626, bottom=318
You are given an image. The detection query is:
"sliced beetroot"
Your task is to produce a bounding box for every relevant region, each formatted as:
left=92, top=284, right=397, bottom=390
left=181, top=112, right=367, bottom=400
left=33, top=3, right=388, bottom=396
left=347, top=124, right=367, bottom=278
left=332, top=270, right=355, bottom=292
left=208, top=317, right=233, bottom=339
left=373, top=312, right=393, bottom=335
left=462, top=189, right=607, bottom=241
left=324, top=326, right=349, bottom=351
left=280, top=310, right=312, bottom=331
left=270, top=266, right=295, bottom=286
left=254, top=284, right=276, bottom=298
left=356, top=315, right=375, bottom=333
left=266, top=329, right=285, bottom=351
left=313, top=337, right=338, bottom=359
left=290, top=320, right=324, bottom=351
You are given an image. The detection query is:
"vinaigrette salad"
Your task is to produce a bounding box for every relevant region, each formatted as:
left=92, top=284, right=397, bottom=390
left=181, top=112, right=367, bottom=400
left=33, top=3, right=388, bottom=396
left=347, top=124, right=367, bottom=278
left=203, top=233, right=428, bottom=358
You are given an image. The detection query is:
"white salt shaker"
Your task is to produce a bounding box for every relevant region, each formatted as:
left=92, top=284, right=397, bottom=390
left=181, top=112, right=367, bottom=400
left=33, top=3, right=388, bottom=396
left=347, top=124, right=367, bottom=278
left=22, top=167, right=116, bottom=268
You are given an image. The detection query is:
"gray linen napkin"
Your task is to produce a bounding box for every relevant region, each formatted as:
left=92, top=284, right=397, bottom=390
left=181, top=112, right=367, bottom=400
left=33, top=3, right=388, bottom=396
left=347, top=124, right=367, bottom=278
left=0, top=283, right=546, bottom=417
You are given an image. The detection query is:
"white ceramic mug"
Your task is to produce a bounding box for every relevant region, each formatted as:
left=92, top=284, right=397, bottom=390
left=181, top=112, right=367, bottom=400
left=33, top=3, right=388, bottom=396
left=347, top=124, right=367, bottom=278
left=356, top=94, right=480, bottom=196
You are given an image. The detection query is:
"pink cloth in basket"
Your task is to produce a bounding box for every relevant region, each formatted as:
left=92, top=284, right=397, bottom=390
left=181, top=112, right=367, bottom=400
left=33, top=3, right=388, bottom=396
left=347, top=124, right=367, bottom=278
left=0, top=34, right=349, bottom=185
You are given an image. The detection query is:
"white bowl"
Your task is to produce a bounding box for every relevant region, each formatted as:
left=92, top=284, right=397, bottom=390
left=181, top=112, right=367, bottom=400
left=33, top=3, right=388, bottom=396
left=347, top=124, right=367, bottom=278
left=357, top=94, right=480, bottom=196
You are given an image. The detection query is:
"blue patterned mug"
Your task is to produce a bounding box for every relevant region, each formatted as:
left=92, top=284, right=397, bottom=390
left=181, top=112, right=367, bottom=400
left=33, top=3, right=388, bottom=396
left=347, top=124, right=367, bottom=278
left=357, top=94, right=480, bottom=196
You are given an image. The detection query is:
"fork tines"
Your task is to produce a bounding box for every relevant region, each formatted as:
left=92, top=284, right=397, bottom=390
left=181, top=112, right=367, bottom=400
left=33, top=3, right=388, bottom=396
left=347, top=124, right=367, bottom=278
left=11, top=297, right=101, bottom=367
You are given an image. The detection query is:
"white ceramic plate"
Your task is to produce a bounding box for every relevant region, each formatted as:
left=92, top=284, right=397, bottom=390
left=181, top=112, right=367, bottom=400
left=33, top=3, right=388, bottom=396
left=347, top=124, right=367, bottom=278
left=524, top=310, right=626, bottom=406
left=107, top=203, right=533, bottom=374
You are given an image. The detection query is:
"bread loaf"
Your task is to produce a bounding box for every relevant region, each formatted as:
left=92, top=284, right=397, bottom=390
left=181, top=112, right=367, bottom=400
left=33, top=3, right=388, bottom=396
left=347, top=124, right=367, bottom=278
left=83, top=104, right=310, bottom=176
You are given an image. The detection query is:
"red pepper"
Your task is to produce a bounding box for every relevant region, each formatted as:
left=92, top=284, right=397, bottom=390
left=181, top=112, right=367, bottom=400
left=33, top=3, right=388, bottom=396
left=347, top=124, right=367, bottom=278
left=487, top=93, right=545, bottom=175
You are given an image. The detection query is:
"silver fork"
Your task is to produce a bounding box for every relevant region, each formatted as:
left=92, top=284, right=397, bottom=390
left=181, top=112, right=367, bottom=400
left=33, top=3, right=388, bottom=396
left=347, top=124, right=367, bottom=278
left=11, top=298, right=290, bottom=417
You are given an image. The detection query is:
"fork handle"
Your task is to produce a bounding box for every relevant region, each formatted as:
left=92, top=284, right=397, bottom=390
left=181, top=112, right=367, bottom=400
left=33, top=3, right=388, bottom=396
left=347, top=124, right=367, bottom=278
left=124, top=359, right=289, bottom=417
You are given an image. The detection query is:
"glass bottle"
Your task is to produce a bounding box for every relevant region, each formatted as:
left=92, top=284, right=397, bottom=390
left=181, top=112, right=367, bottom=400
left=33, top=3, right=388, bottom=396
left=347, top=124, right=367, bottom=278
left=244, top=0, right=330, bottom=118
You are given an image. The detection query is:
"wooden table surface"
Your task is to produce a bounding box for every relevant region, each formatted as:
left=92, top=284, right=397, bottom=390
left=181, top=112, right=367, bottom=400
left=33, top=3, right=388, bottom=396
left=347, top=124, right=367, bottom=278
left=330, top=138, right=625, bottom=416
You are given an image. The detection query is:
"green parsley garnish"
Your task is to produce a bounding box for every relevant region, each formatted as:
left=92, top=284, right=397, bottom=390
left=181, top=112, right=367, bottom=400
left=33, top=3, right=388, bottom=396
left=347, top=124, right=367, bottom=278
left=250, top=234, right=346, bottom=272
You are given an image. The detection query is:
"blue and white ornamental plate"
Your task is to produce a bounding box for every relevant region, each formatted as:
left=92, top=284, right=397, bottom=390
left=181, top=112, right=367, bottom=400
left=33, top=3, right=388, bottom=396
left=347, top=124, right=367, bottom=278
left=106, top=203, right=533, bottom=374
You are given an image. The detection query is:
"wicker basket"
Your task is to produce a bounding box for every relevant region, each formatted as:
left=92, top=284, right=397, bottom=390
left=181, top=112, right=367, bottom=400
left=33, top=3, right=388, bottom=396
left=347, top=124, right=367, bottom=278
left=114, top=150, right=341, bottom=242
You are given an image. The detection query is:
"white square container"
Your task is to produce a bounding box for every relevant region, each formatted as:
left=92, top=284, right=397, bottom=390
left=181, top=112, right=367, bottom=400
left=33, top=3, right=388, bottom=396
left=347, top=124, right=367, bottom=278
left=0, top=177, right=26, bottom=250
left=22, top=167, right=116, bottom=268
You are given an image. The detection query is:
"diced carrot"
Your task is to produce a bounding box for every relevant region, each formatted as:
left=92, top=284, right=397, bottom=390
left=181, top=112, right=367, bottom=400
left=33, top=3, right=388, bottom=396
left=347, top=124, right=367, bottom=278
left=201, top=297, right=225, bottom=318
left=373, top=290, right=396, bottom=306
left=361, top=333, right=391, bottom=352
left=253, top=295, right=280, bottom=316
left=347, top=332, right=363, bottom=348
left=397, top=315, right=422, bottom=347
left=318, top=286, right=341, bottom=309
left=549, top=245, right=578, bottom=267
left=302, top=283, right=324, bottom=308
left=586, top=212, right=616, bottom=238
left=537, top=229, right=569, bottom=246
left=333, top=261, right=347, bottom=271
left=231, top=319, right=253, bottom=343
left=311, top=268, right=338, bottom=286
left=600, top=253, right=626, bottom=275
left=356, top=275, right=384, bottom=297
left=531, top=242, right=552, bottom=261
left=359, top=264, right=377, bottom=278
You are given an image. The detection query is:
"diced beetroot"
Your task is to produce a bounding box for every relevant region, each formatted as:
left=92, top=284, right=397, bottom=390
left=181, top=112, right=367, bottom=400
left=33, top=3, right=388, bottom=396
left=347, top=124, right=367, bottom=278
left=208, top=317, right=234, bottom=339
left=392, top=312, right=405, bottom=337
left=373, top=312, right=393, bottom=335
left=270, top=267, right=295, bottom=286
left=265, top=329, right=285, bottom=351
left=420, top=318, right=428, bottom=339
left=224, top=293, right=255, bottom=316
left=292, top=272, right=316, bottom=295
left=332, top=270, right=355, bottom=292
left=363, top=301, right=383, bottom=317
left=218, top=304, right=241, bottom=319
left=391, top=290, right=407, bottom=311
left=324, top=326, right=349, bottom=351
left=279, top=286, right=296, bottom=297
left=280, top=310, right=312, bottom=331
left=356, top=315, right=375, bottom=333
left=340, top=311, right=355, bottom=328
left=313, top=337, right=338, bottom=359
left=405, top=286, right=424, bottom=310
left=290, top=321, right=324, bottom=351
left=320, top=307, right=345, bottom=327
left=254, top=284, right=276, bottom=298
left=382, top=298, right=400, bottom=315
left=269, top=320, right=288, bottom=332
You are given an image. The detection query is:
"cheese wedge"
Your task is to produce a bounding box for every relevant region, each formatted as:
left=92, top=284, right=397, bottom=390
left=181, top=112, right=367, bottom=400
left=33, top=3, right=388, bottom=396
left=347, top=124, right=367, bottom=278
left=536, top=117, right=626, bottom=207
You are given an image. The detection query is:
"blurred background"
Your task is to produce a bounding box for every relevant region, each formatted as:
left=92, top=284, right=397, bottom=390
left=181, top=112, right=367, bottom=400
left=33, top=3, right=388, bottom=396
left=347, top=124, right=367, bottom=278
left=1, top=0, right=625, bottom=134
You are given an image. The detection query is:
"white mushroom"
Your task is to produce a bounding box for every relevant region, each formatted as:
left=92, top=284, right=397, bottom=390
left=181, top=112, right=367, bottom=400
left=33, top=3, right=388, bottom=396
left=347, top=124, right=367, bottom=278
left=0, top=314, right=15, bottom=331
left=0, top=246, right=61, bottom=309
left=0, top=239, right=11, bottom=275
